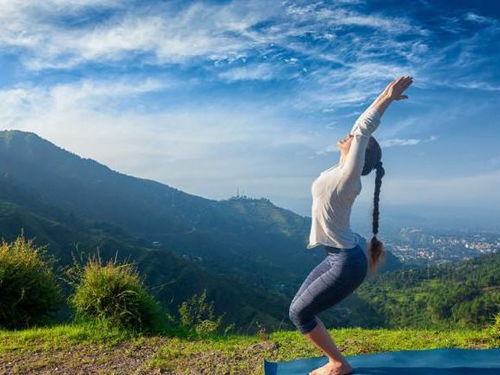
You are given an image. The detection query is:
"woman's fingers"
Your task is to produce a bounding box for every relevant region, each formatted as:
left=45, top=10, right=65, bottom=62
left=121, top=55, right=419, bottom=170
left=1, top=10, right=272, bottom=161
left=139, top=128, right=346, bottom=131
left=401, top=78, right=413, bottom=91
left=397, top=76, right=413, bottom=94
left=396, top=76, right=411, bottom=88
left=396, top=76, right=406, bottom=83
left=384, top=76, right=413, bottom=100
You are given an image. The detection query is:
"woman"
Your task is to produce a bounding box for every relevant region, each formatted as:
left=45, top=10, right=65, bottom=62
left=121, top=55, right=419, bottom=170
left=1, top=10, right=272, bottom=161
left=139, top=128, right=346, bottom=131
left=289, top=76, right=413, bottom=375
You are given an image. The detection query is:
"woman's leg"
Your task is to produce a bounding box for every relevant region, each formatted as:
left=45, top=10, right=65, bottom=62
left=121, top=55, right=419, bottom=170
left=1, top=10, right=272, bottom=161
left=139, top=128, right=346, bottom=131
left=304, top=316, right=348, bottom=362
left=289, top=247, right=367, bottom=374
left=304, top=317, right=354, bottom=375
left=290, top=254, right=331, bottom=307
left=289, top=254, right=332, bottom=332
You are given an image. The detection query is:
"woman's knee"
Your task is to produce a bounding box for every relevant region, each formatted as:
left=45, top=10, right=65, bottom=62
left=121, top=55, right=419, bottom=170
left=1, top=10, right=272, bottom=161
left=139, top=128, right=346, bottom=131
left=288, top=302, right=298, bottom=324
left=289, top=301, right=318, bottom=334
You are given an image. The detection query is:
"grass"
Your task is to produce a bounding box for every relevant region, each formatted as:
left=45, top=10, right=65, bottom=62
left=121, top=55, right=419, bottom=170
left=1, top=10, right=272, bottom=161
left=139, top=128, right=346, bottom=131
left=0, top=322, right=134, bottom=353
left=0, top=323, right=498, bottom=374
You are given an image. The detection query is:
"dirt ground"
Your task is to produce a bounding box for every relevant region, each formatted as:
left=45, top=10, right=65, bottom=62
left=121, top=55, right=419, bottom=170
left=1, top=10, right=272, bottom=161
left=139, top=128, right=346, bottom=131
left=0, top=338, right=279, bottom=375
left=0, top=338, right=169, bottom=375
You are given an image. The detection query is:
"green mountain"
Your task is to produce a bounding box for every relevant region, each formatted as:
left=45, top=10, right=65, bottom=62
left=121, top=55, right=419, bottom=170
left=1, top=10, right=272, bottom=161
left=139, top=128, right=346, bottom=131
left=0, top=130, right=402, bottom=288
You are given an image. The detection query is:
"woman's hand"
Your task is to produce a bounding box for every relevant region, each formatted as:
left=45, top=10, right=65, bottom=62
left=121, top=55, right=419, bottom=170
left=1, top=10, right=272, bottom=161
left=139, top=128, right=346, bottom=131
left=382, top=75, right=413, bottom=101
left=368, top=75, right=413, bottom=116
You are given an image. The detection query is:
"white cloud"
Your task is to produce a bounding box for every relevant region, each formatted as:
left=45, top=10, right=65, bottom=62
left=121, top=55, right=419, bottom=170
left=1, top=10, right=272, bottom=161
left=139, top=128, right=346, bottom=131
left=0, top=0, right=277, bottom=70
left=218, top=63, right=277, bottom=81
left=1, top=0, right=495, bottom=106
left=0, top=0, right=428, bottom=75
left=380, top=135, right=437, bottom=148
left=465, top=12, right=492, bottom=24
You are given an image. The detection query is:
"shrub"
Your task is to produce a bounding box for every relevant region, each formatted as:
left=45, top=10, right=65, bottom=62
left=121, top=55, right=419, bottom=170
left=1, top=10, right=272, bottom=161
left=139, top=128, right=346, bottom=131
left=178, top=289, right=234, bottom=338
left=0, top=234, right=61, bottom=329
left=67, top=253, right=166, bottom=333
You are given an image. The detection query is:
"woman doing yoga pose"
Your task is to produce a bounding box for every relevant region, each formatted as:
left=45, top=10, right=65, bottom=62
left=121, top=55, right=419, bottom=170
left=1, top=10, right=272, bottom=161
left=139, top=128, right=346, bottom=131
left=289, top=76, right=413, bottom=375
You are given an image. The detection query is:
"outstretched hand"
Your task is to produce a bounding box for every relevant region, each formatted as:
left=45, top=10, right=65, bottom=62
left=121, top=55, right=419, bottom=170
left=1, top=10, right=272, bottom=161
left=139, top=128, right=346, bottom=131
left=383, top=75, right=413, bottom=101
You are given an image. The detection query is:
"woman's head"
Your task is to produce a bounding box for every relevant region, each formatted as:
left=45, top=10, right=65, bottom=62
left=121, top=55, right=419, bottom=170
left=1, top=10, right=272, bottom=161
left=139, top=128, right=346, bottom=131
left=336, top=134, right=382, bottom=173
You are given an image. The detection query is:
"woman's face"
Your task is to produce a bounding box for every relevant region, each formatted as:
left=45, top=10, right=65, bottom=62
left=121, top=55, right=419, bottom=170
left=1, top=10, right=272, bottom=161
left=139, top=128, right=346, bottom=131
left=336, top=134, right=353, bottom=153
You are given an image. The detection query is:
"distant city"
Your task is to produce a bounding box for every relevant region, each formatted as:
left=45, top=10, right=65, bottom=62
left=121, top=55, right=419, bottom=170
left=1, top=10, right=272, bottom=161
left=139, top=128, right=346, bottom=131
left=173, top=225, right=500, bottom=269
left=386, top=227, right=500, bottom=266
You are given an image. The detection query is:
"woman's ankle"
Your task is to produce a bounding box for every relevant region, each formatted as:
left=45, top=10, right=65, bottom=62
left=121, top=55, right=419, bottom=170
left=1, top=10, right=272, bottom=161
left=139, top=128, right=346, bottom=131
left=327, top=357, right=344, bottom=366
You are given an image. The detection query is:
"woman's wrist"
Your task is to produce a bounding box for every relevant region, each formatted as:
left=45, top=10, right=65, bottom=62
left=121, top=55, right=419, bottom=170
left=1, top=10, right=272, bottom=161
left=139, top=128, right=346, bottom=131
left=380, top=93, right=394, bottom=102
left=372, top=95, right=393, bottom=116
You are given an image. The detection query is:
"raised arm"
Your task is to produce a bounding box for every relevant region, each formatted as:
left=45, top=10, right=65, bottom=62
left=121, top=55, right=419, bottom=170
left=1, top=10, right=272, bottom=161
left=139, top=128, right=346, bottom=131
left=338, top=76, right=413, bottom=194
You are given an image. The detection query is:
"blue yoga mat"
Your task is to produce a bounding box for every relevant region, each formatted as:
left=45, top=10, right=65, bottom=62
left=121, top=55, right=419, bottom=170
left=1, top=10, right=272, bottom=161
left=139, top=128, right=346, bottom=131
left=264, top=348, right=500, bottom=374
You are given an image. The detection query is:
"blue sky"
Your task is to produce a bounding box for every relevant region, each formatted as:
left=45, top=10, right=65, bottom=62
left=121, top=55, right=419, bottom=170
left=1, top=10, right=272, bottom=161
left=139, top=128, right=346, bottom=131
left=0, top=0, right=499, bottom=229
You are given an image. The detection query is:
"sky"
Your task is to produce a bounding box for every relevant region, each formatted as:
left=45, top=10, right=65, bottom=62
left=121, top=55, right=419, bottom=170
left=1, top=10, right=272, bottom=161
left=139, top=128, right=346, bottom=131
left=0, top=0, right=499, bottom=230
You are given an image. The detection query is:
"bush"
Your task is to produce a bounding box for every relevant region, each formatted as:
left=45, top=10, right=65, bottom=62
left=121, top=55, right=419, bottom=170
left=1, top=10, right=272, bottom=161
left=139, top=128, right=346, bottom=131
left=66, top=253, right=166, bottom=333
left=178, top=289, right=234, bottom=338
left=490, top=312, right=500, bottom=339
left=0, top=234, right=61, bottom=329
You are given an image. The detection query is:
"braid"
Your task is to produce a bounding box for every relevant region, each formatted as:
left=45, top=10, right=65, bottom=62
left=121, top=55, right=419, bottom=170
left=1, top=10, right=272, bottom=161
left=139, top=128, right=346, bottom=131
left=368, top=161, right=386, bottom=275
left=372, top=161, right=385, bottom=236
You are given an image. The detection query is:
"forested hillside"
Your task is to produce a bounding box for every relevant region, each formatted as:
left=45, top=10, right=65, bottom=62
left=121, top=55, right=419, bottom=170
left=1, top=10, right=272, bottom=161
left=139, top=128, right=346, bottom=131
left=0, top=200, right=290, bottom=332
left=354, top=251, right=499, bottom=328
left=0, top=130, right=401, bottom=289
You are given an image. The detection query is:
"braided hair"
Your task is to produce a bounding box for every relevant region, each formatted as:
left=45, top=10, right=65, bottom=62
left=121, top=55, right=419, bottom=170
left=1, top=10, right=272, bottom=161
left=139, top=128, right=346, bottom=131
left=362, top=137, right=386, bottom=274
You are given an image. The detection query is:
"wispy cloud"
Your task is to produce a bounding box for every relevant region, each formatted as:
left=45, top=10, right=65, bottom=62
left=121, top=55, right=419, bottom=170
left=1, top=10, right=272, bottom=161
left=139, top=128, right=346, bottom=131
left=380, top=135, right=438, bottom=148
left=1, top=0, right=497, bottom=102
left=465, top=12, right=494, bottom=24
left=0, top=1, right=257, bottom=69
left=0, top=0, right=427, bottom=73
left=218, top=63, right=278, bottom=81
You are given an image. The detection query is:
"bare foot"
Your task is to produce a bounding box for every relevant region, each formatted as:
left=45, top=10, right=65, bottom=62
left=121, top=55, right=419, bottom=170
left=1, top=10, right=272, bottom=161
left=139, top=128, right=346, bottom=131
left=309, top=360, right=354, bottom=375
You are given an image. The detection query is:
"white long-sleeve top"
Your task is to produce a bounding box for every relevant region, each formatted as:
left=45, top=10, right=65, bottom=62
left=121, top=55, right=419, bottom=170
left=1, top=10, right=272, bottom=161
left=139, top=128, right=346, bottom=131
left=307, top=107, right=382, bottom=251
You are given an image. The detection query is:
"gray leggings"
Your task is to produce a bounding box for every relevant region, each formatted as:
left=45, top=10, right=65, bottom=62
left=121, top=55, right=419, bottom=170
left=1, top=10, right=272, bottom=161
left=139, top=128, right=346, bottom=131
left=289, top=244, right=368, bottom=334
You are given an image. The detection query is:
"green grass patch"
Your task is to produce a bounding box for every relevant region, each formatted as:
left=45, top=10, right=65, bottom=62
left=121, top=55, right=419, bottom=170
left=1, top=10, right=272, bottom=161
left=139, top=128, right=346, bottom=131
left=0, top=321, right=135, bottom=353
left=0, top=324, right=498, bottom=375
left=146, top=326, right=498, bottom=375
